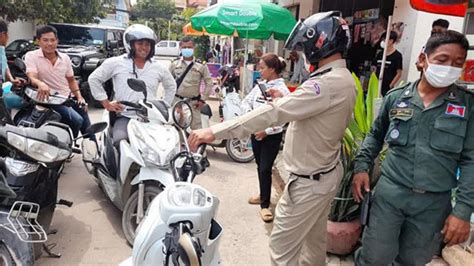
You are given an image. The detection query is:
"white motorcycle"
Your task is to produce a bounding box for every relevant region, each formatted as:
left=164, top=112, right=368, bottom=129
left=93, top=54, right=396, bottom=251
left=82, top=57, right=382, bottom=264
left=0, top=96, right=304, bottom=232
left=121, top=101, right=222, bottom=266
left=201, top=84, right=254, bottom=163
left=82, top=78, right=181, bottom=245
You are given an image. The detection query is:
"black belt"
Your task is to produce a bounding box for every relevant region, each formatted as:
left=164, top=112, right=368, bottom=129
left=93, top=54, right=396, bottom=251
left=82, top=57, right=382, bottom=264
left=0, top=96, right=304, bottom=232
left=175, top=94, right=201, bottom=101
left=291, top=164, right=337, bottom=181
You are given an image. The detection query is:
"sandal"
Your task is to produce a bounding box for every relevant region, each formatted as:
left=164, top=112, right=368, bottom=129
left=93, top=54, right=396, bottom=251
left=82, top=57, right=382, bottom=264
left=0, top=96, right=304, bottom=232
left=260, top=208, right=273, bottom=222
left=248, top=195, right=261, bottom=205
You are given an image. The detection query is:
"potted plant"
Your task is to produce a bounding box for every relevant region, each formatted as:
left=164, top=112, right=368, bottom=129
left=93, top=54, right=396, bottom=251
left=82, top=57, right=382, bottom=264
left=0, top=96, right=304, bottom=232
left=327, top=73, right=381, bottom=255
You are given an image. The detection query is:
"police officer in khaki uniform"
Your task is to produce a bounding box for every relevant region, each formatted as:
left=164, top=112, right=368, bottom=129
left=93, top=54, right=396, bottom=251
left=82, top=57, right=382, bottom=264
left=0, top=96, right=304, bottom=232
left=189, top=12, right=356, bottom=265
left=352, top=31, right=473, bottom=266
left=169, top=36, right=213, bottom=129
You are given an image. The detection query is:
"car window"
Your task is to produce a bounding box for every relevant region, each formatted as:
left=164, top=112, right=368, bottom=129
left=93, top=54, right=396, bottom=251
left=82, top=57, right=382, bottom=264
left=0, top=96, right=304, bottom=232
left=107, top=31, right=115, bottom=41
left=157, top=42, right=168, bottom=47
left=54, top=24, right=106, bottom=46
left=115, top=31, right=124, bottom=47
left=169, top=42, right=177, bottom=47
left=6, top=40, right=22, bottom=51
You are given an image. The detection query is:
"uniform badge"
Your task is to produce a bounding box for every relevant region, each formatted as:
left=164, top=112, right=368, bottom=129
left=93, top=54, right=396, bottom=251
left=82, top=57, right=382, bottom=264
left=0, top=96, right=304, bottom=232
left=390, top=129, right=400, bottom=139
left=304, top=80, right=321, bottom=95
left=397, top=101, right=408, bottom=108
left=445, top=103, right=465, bottom=118
left=448, top=92, right=457, bottom=100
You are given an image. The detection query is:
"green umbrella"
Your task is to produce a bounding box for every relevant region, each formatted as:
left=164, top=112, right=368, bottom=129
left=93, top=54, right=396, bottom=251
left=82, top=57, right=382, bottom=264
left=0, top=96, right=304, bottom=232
left=190, top=0, right=297, bottom=40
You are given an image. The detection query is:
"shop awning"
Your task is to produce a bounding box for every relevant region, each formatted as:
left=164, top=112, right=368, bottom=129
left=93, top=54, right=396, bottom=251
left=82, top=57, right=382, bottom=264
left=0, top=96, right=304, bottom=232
left=410, top=0, right=467, bottom=17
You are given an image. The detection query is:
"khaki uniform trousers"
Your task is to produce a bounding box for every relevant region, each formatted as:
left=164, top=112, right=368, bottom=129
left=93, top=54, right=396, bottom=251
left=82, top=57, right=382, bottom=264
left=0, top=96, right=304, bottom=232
left=269, top=162, right=343, bottom=266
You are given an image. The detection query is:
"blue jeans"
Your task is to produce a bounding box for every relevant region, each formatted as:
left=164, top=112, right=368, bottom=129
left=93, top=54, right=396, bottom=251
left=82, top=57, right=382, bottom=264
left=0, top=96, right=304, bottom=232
left=51, top=105, right=84, bottom=138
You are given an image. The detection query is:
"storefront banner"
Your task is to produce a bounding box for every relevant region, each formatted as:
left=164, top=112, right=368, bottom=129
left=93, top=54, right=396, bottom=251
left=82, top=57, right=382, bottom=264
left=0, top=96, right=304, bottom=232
left=410, top=0, right=467, bottom=17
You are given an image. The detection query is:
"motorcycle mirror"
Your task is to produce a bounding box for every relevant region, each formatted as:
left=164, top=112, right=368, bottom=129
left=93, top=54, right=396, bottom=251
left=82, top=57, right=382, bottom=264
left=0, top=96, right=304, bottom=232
left=14, top=58, right=27, bottom=73
left=85, top=122, right=107, bottom=135
left=172, top=101, right=193, bottom=129
left=127, top=78, right=147, bottom=101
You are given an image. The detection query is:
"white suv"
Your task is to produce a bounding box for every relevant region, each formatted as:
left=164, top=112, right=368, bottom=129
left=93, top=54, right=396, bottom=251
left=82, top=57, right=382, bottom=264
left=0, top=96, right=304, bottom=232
left=155, top=40, right=180, bottom=57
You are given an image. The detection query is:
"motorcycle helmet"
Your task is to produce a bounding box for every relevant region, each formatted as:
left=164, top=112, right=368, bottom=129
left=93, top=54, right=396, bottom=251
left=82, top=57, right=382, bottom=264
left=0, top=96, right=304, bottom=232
left=285, top=11, right=351, bottom=64
left=123, top=24, right=158, bottom=60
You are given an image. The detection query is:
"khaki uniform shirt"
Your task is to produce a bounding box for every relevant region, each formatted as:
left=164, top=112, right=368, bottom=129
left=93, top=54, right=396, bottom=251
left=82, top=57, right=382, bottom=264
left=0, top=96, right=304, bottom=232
left=212, top=59, right=356, bottom=175
left=169, top=58, right=213, bottom=100
left=354, top=81, right=474, bottom=221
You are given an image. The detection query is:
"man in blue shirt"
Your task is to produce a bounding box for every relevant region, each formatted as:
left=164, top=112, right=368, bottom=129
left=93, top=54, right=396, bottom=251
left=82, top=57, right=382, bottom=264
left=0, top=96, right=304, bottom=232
left=0, top=19, right=26, bottom=109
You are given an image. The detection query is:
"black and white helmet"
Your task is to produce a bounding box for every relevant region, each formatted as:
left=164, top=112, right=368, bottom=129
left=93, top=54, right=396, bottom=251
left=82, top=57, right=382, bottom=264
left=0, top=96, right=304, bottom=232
left=123, top=24, right=158, bottom=60
left=285, top=11, right=351, bottom=64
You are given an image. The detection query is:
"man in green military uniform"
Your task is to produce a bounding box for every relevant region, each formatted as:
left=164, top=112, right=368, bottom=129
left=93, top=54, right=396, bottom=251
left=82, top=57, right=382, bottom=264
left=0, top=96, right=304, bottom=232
left=352, top=30, right=472, bottom=265
left=169, top=36, right=213, bottom=129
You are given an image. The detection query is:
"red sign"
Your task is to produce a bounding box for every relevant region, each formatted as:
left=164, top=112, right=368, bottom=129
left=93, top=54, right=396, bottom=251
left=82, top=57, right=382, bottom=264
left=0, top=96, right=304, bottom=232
left=410, top=0, right=467, bottom=17
left=463, top=60, right=474, bottom=82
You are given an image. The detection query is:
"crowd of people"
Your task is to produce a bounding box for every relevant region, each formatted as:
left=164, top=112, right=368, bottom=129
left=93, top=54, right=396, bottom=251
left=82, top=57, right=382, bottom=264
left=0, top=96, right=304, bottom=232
left=0, top=10, right=472, bottom=266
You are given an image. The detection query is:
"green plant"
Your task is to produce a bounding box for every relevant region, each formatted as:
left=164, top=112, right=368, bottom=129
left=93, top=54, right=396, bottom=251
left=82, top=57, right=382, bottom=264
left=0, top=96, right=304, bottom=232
left=329, top=72, right=379, bottom=222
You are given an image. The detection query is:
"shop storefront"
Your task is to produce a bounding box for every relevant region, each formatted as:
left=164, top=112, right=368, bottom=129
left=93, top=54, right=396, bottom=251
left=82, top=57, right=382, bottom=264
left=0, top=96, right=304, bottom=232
left=320, top=0, right=396, bottom=89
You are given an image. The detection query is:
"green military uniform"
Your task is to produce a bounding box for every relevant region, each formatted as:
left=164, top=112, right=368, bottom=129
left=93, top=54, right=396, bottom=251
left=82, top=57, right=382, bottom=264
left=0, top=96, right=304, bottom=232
left=354, top=81, right=474, bottom=265
left=169, top=58, right=213, bottom=129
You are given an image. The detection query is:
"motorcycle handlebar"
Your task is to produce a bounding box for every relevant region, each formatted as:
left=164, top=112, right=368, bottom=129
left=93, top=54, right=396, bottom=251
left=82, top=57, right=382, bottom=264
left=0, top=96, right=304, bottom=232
left=119, top=101, right=142, bottom=109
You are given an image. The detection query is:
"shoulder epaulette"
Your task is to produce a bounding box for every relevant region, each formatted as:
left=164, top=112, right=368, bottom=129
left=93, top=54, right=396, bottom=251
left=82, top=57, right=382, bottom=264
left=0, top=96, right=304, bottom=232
left=386, top=82, right=412, bottom=96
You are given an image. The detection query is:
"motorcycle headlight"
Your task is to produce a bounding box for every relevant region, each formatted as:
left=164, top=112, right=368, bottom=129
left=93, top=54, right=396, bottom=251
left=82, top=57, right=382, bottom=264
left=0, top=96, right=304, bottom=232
left=168, top=184, right=192, bottom=207
left=5, top=157, right=39, bottom=176
left=7, top=132, right=71, bottom=163
left=167, top=184, right=207, bottom=207
left=130, top=123, right=179, bottom=168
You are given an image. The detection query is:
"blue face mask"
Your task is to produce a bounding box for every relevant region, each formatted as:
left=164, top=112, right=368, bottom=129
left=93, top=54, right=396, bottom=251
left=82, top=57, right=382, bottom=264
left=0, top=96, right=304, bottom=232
left=181, top=48, right=194, bottom=58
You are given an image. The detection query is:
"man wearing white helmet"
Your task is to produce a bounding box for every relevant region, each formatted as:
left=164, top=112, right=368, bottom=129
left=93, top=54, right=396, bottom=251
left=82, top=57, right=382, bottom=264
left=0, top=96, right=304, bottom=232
left=89, top=24, right=176, bottom=146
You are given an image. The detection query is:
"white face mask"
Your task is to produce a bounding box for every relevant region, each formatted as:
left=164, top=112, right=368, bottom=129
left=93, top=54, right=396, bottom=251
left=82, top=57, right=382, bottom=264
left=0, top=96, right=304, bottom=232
left=424, top=55, right=462, bottom=88
left=380, top=41, right=386, bottom=49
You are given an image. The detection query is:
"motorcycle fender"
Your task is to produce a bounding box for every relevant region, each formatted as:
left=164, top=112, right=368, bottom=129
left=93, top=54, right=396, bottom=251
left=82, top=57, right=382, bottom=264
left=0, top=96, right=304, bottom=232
left=130, top=167, right=174, bottom=187
left=120, top=141, right=145, bottom=184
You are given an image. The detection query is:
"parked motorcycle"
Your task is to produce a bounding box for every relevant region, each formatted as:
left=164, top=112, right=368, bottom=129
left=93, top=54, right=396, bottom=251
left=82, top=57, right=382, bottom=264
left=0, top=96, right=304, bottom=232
left=0, top=171, right=47, bottom=265
left=0, top=79, right=106, bottom=259
left=82, top=78, right=182, bottom=245
left=121, top=100, right=222, bottom=266
left=200, top=65, right=254, bottom=163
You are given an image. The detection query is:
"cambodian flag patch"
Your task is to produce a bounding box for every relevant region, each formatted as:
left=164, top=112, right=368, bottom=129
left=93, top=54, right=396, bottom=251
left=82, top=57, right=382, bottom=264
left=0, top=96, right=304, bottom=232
left=445, top=103, right=466, bottom=118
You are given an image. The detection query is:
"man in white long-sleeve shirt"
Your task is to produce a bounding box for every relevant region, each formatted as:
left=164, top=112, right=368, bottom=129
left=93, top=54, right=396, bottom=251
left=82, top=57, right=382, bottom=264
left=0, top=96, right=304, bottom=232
left=89, top=24, right=176, bottom=146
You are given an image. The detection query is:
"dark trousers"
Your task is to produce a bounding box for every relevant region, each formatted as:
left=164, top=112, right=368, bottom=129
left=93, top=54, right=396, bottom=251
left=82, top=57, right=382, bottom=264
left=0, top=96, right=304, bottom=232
left=354, top=176, right=452, bottom=266
left=251, top=132, right=283, bottom=209
left=51, top=105, right=83, bottom=138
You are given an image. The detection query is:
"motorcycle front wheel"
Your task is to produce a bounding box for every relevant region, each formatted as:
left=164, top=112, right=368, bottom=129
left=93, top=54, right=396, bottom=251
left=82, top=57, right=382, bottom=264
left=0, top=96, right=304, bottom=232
left=0, top=243, right=14, bottom=266
left=122, top=185, right=162, bottom=246
left=225, top=137, right=254, bottom=163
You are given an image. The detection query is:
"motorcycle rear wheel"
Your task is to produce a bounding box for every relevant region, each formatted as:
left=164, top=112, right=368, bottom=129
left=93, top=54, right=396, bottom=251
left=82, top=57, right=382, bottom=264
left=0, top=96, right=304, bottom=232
left=225, top=137, right=254, bottom=163
left=122, top=185, right=162, bottom=246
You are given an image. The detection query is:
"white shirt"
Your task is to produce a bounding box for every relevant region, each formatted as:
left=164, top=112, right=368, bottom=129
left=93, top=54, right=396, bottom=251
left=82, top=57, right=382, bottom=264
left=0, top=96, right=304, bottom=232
left=89, top=55, right=176, bottom=105
left=241, top=78, right=290, bottom=135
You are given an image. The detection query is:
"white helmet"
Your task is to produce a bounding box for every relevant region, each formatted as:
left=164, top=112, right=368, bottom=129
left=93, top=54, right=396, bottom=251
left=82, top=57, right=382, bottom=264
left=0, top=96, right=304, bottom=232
left=123, top=24, right=158, bottom=59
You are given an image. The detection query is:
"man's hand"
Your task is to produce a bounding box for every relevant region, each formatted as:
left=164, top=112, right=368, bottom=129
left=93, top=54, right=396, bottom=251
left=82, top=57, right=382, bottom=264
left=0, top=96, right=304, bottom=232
left=102, top=100, right=124, bottom=113
left=254, top=130, right=267, bottom=141
left=352, top=172, right=370, bottom=203
left=194, top=100, right=205, bottom=110
left=441, top=215, right=471, bottom=246
left=11, top=78, right=26, bottom=88
left=267, top=88, right=283, bottom=99
left=77, top=96, right=88, bottom=111
left=188, top=128, right=216, bottom=151
left=37, top=82, right=51, bottom=101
